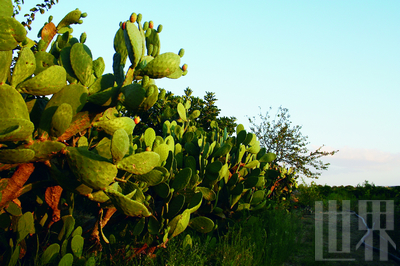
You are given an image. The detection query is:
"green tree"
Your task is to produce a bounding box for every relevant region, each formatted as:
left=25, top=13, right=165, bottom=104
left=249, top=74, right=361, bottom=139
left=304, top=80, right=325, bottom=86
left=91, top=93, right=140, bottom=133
left=248, top=106, right=338, bottom=179
left=135, top=88, right=237, bottom=135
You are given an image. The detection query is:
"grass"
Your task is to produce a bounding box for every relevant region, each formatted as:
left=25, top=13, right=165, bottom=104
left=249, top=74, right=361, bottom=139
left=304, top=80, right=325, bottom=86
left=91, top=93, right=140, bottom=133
left=97, top=206, right=302, bottom=266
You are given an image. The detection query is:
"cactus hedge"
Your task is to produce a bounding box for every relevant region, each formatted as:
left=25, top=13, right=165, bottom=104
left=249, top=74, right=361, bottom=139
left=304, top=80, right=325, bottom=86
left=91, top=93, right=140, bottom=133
left=0, top=1, right=298, bottom=265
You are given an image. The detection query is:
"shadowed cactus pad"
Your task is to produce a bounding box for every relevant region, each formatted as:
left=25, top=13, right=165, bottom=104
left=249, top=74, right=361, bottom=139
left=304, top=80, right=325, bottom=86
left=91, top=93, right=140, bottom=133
left=65, top=147, right=118, bottom=190
left=116, top=151, right=160, bottom=175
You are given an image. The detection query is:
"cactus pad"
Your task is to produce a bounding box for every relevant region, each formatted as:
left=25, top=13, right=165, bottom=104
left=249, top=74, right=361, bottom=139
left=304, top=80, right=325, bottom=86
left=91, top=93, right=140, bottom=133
left=116, top=151, right=160, bottom=175
left=65, top=147, right=118, bottom=190
left=16, top=65, right=67, bottom=96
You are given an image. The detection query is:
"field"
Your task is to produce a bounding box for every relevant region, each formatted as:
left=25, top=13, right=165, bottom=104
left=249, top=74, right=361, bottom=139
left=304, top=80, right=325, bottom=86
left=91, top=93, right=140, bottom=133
left=86, top=181, right=400, bottom=266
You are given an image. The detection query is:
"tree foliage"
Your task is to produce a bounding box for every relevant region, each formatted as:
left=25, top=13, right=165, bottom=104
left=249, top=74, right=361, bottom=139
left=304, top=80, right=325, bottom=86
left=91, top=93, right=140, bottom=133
left=13, top=0, right=59, bottom=30
left=248, top=106, right=338, bottom=179
left=135, top=87, right=237, bottom=136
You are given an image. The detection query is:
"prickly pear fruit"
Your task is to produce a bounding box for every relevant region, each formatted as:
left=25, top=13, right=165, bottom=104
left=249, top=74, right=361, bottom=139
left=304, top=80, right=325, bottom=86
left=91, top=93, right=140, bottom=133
left=65, top=147, right=118, bottom=190
left=134, top=116, right=140, bottom=124
left=16, top=65, right=67, bottom=96
left=104, top=188, right=152, bottom=217
left=11, top=47, right=36, bottom=87
left=50, top=103, right=73, bottom=138
left=111, top=128, right=129, bottom=163
left=130, top=13, right=137, bottom=23
left=116, top=151, right=160, bottom=175
left=0, top=17, right=26, bottom=51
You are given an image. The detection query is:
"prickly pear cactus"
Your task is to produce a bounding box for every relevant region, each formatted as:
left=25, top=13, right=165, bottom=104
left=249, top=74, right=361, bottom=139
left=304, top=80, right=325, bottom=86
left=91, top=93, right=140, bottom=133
left=0, top=2, right=297, bottom=264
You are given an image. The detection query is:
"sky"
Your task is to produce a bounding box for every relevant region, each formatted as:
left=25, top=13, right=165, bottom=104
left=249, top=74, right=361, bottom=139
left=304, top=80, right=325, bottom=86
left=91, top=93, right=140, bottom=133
left=15, top=0, right=400, bottom=186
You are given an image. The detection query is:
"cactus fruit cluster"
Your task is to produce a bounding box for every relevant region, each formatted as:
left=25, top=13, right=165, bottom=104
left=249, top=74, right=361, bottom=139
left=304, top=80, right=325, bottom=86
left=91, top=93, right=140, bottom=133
left=0, top=2, right=297, bottom=265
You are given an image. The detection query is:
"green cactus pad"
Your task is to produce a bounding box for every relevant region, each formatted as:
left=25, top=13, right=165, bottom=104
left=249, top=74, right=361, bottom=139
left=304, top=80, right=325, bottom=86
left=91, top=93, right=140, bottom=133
left=244, top=160, right=259, bottom=169
left=189, top=216, right=214, bottom=233
left=187, top=192, right=203, bottom=213
left=177, top=103, right=187, bottom=122
left=93, top=57, right=105, bottom=78
left=0, top=50, right=12, bottom=83
left=166, top=67, right=183, bottom=79
left=0, top=17, right=26, bottom=51
left=113, top=27, right=128, bottom=66
left=50, top=103, right=73, bottom=138
left=154, top=143, right=169, bottom=164
left=11, top=47, right=36, bottom=87
left=171, top=167, right=192, bottom=191
left=38, top=83, right=87, bottom=137
left=88, top=73, right=115, bottom=95
left=93, top=137, right=112, bottom=160
left=133, top=217, right=146, bottom=235
left=0, top=84, right=30, bottom=119
left=65, top=147, right=118, bottom=190
left=143, top=52, right=180, bottom=79
left=0, top=148, right=35, bottom=164
left=120, top=83, right=146, bottom=111
left=58, top=215, right=75, bottom=241
left=87, top=86, right=119, bottom=106
left=17, top=211, right=35, bottom=243
left=0, top=0, right=13, bottom=17
left=88, top=190, right=110, bottom=203
left=40, top=243, right=60, bottom=265
left=230, top=183, right=244, bottom=195
left=134, top=168, right=165, bottom=186
left=94, top=117, right=135, bottom=135
left=0, top=118, right=34, bottom=142
left=246, top=140, right=261, bottom=154
left=168, top=209, right=190, bottom=238
left=58, top=253, right=74, bottom=266
left=119, top=181, right=145, bottom=203
left=71, top=234, right=84, bottom=258
left=258, top=152, right=276, bottom=163
left=250, top=199, right=267, bottom=211
left=250, top=190, right=265, bottom=205
left=212, top=143, right=232, bottom=158
left=27, top=140, right=65, bottom=161
left=243, top=175, right=259, bottom=188
left=111, top=128, right=129, bottom=162
left=116, top=151, right=160, bottom=175
left=56, top=9, right=85, bottom=31
left=34, top=51, right=57, bottom=75
left=167, top=194, right=185, bottom=219
left=59, top=46, right=78, bottom=84
left=48, top=162, right=93, bottom=195
left=124, top=21, right=143, bottom=68
left=70, top=43, right=93, bottom=86
left=153, top=182, right=170, bottom=198
left=16, top=65, right=66, bottom=96
left=105, top=188, right=152, bottom=217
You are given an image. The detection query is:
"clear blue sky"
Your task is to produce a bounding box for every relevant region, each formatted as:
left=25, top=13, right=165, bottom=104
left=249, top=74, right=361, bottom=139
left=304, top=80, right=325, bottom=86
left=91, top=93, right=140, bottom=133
left=17, top=0, right=400, bottom=186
